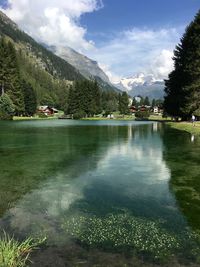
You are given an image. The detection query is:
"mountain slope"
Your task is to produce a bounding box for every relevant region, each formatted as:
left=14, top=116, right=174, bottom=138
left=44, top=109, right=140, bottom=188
left=47, top=45, right=120, bottom=92
left=114, top=73, right=165, bottom=99
left=0, top=11, right=83, bottom=82
left=57, top=46, right=110, bottom=83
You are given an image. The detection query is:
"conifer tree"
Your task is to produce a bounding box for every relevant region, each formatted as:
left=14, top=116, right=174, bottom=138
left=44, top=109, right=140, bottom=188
left=119, top=92, right=129, bottom=115
left=0, top=93, right=15, bottom=120
left=164, top=10, right=200, bottom=119
left=0, top=38, right=24, bottom=115
left=144, top=96, right=150, bottom=106
left=21, top=80, right=37, bottom=116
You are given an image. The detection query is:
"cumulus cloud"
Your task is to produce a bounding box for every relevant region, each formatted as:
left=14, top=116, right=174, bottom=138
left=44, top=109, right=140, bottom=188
left=86, top=27, right=183, bottom=81
left=150, top=49, right=174, bottom=79
left=0, top=1, right=183, bottom=80
left=0, top=0, right=102, bottom=51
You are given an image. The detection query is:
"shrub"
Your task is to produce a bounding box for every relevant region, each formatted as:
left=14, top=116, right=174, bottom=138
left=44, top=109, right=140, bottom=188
left=37, top=112, right=48, bottom=118
left=135, top=111, right=150, bottom=120
left=73, top=110, right=86, bottom=119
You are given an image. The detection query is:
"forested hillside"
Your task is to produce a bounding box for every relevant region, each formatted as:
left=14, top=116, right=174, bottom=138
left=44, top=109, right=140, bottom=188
left=0, top=11, right=122, bottom=119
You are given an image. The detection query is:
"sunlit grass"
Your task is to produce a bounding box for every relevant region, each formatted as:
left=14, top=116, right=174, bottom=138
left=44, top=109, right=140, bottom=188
left=0, top=232, right=46, bottom=267
left=166, top=121, right=200, bottom=135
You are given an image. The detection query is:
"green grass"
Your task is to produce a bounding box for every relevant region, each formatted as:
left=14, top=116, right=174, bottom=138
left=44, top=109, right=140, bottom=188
left=13, top=115, right=58, bottom=121
left=166, top=121, right=200, bottom=135
left=82, top=114, right=171, bottom=121
left=0, top=232, right=46, bottom=267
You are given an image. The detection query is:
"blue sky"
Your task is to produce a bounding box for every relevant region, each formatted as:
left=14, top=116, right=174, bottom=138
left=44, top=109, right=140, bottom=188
left=82, top=0, right=199, bottom=43
left=0, top=0, right=199, bottom=81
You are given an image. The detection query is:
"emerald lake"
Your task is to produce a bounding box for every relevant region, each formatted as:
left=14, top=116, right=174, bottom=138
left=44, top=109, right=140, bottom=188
left=0, top=120, right=200, bottom=267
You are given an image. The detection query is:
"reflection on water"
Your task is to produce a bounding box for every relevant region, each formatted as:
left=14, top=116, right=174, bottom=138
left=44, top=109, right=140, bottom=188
left=0, top=120, right=200, bottom=266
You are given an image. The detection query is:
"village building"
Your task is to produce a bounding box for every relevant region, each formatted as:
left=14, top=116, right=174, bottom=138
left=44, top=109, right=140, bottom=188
left=37, top=106, right=58, bottom=116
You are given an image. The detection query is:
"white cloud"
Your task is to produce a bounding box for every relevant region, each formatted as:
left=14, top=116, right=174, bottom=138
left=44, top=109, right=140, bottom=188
left=86, top=27, right=183, bottom=80
left=150, top=49, right=174, bottom=79
left=1, top=0, right=103, bottom=51
left=0, top=1, right=183, bottom=80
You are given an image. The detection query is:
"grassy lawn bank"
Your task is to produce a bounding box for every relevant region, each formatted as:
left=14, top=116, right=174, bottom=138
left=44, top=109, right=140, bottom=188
left=13, top=116, right=58, bottom=121
left=166, top=121, right=200, bottom=135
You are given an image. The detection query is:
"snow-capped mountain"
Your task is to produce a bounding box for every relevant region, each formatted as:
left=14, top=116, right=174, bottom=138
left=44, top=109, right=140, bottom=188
left=114, top=73, right=165, bottom=99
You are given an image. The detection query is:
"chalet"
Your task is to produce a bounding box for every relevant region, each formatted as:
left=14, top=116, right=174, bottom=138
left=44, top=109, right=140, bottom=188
left=130, top=106, right=137, bottom=113
left=38, top=106, right=58, bottom=116
left=139, top=105, right=148, bottom=112
left=153, top=106, right=159, bottom=113
left=152, top=106, right=163, bottom=114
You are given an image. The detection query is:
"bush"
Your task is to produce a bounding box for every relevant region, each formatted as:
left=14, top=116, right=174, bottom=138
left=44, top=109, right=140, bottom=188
left=37, top=112, right=48, bottom=118
left=73, top=110, right=86, bottom=119
left=135, top=111, right=150, bottom=120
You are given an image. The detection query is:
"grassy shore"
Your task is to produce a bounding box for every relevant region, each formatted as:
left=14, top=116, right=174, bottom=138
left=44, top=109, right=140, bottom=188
left=166, top=121, right=200, bottom=135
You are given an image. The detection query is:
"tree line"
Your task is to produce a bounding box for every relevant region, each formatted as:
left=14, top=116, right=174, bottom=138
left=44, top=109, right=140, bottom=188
left=66, top=81, right=130, bottom=119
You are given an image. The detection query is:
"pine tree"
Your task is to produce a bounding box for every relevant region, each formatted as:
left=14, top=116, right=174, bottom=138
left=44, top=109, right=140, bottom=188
left=0, top=38, right=24, bottom=115
left=132, top=97, right=138, bottom=107
left=144, top=96, right=150, bottom=106
left=164, top=10, right=200, bottom=119
left=151, top=99, right=156, bottom=107
left=21, top=80, right=37, bottom=116
left=119, top=92, right=129, bottom=115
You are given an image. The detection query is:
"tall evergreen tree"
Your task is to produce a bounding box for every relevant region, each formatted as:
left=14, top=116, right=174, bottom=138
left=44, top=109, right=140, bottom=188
left=151, top=99, right=156, bottom=107
left=119, top=92, right=129, bottom=115
left=164, top=10, right=200, bottom=119
left=144, top=96, right=150, bottom=106
left=21, top=80, right=37, bottom=116
left=0, top=38, right=24, bottom=115
left=132, top=97, right=138, bottom=107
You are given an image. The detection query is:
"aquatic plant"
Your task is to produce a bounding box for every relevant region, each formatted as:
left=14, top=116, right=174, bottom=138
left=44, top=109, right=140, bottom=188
left=62, top=213, right=181, bottom=260
left=0, top=231, right=46, bottom=267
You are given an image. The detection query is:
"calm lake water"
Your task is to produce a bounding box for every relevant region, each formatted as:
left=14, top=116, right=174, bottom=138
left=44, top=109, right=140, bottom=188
left=0, top=120, right=200, bottom=266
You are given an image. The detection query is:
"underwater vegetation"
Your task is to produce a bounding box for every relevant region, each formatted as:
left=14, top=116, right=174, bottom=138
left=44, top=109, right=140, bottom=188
left=62, top=213, right=200, bottom=263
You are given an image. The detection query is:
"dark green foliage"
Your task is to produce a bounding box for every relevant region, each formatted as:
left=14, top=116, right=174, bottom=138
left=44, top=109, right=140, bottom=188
left=0, top=93, right=15, bottom=120
left=67, top=80, right=102, bottom=118
left=144, top=96, right=150, bottom=106
left=66, top=80, right=120, bottom=118
left=73, top=110, right=86, bottom=120
left=139, top=96, right=144, bottom=106
left=164, top=10, right=200, bottom=119
left=151, top=99, right=156, bottom=107
left=135, top=110, right=150, bottom=120
left=40, top=94, right=55, bottom=107
left=21, top=80, right=37, bottom=116
left=101, top=91, right=118, bottom=115
left=119, top=92, right=129, bottom=115
left=132, top=97, right=138, bottom=107
left=0, top=38, right=24, bottom=115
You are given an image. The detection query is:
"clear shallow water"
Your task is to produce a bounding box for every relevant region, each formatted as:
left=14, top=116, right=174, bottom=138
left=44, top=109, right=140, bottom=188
left=0, top=120, right=200, bottom=266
